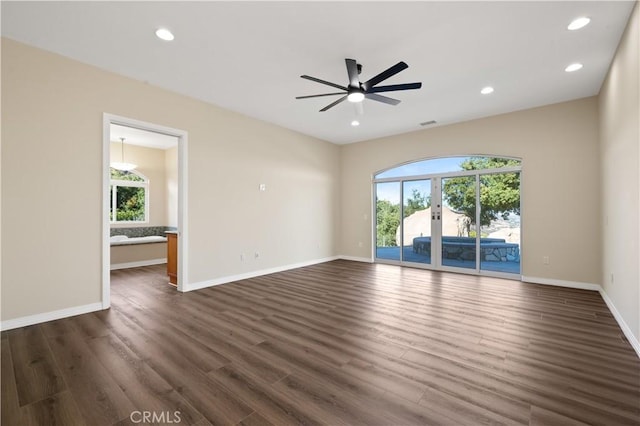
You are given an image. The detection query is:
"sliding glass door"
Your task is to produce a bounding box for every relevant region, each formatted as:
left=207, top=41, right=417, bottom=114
left=402, top=179, right=432, bottom=265
left=440, top=176, right=477, bottom=270
left=478, top=171, right=521, bottom=274
left=373, top=156, right=521, bottom=277
left=375, top=182, right=401, bottom=261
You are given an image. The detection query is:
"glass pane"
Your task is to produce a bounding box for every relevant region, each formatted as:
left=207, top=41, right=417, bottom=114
left=402, top=180, right=431, bottom=264
left=115, top=185, right=146, bottom=221
left=375, top=182, right=401, bottom=261
left=375, top=156, right=521, bottom=179
left=479, top=172, right=521, bottom=274
left=441, top=176, right=477, bottom=269
left=110, top=168, right=145, bottom=182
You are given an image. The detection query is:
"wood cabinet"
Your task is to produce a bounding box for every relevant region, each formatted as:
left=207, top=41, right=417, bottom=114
left=166, top=232, right=178, bottom=285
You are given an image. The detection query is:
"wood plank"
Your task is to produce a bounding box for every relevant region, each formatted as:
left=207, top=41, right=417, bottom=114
left=47, top=331, right=136, bottom=425
left=8, top=326, right=67, bottom=406
left=209, top=365, right=327, bottom=426
left=529, top=405, right=591, bottom=426
left=1, top=336, right=27, bottom=425
left=237, top=411, right=274, bottom=426
left=20, top=391, right=85, bottom=426
left=88, top=334, right=204, bottom=425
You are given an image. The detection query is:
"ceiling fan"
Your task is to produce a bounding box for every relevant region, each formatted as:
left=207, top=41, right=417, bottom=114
left=296, top=58, right=422, bottom=112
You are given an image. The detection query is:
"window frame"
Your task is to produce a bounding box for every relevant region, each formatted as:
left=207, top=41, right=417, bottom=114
left=109, top=169, right=150, bottom=224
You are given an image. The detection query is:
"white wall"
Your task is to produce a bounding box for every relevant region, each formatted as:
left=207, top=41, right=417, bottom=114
left=340, top=97, right=602, bottom=285
left=598, top=3, right=639, bottom=342
left=1, top=38, right=340, bottom=321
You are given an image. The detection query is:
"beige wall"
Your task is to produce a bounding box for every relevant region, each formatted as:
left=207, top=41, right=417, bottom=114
left=165, top=146, right=178, bottom=228
left=598, top=3, right=639, bottom=340
left=1, top=38, right=340, bottom=320
left=340, top=97, right=602, bottom=284
left=109, top=142, right=167, bottom=227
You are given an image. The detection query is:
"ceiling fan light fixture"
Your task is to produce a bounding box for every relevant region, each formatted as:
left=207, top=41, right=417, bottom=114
left=351, top=120, right=360, bottom=127
left=480, top=86, right=494, bottom=95
left=110, top=162, right=138, bottom=172
left=155, top=28, right=175, bottom=41
left=347, top=91, right=365, bottom=103
left=111, top=138, right=137, bottom=171
left=565, top=63, right=583, bottom=72
left=568, top=17, right=590, bottom=30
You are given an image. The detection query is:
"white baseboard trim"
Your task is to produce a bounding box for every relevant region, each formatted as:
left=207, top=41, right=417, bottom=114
left=338, top=255, right=374, bottom=263
left=182, top=256, right=340, bottom=292
left=521, top=276, right=601, bottom=291
left=1, top=302, right=104, bottom=331
left=599, top=288, right=640, bottom=358
left=110, top=258, right=167, bottom=270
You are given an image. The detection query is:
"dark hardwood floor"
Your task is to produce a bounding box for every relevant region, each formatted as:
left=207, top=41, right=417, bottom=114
left=2, top=260, right=639, bottom=425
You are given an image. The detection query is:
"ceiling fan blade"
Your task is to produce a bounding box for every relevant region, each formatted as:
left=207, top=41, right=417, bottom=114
left=363, top=61, right=409, bottom=90
left=296, top=92, right=345, bottom=99
left=367, top=82, right=422, bottom=93
left=301, top=75, right=348, bottom=91
left=345, top=58, right=360, bottom=88
left=320, top=95, right=348, bottom=112
left=365, top=93, right=401, bottom=106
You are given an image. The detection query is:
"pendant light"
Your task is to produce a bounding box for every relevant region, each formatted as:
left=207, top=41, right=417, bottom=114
left=111, top=137, right=137, bottom=171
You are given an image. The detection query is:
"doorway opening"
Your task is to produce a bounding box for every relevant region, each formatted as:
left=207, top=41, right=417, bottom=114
left=373, top=156, right=521, bottom=278
left=102, top=114, right=188, bottom=308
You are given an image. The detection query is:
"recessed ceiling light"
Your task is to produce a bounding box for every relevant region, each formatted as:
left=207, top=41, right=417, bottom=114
left=565, top=63, right=583, bottom=72
left=568, top=17, right=591, bottom=31
left=351, top=120, right=360, bottom=127
left=480, top=86, right=494, bottom=95
left=155, top=28, right=175, bottom=41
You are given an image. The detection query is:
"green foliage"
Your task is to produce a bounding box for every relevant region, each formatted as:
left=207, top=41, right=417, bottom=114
left=404, top=189, right=431, bottom=218
left=376, top=199, right=400, bottom=247
left=443, top=157, right=520, bottom=228
left=110, top=168, right=144, bottom=182
left=113, top=186, right=145, bottom=221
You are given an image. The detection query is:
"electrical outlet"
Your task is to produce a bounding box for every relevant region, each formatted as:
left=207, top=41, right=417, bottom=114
left=358, top=242, right=363, bottom=248
left=543, top=256, right=550, bottom=265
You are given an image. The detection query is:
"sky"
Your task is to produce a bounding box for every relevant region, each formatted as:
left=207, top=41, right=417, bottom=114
left=375, top=157, right=470, bottom=204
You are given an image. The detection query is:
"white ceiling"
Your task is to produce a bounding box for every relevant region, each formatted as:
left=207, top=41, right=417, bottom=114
left=2, top=1, right=635, bottom=145
left=110, top=124, right=179, bottom=150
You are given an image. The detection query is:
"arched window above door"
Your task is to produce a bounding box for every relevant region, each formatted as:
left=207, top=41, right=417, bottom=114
left=375, top=156, right=521, bottom=180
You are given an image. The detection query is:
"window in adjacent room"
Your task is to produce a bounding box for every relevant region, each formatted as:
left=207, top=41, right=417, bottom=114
left=109, top=168, right=149, bottom=223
